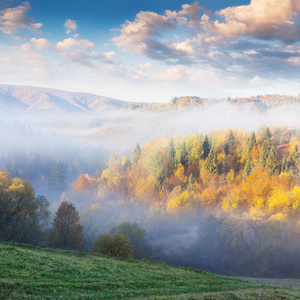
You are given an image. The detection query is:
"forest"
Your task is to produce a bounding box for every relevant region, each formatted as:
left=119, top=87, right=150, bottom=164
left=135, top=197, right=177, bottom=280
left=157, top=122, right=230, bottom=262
left=2, top=125, right=300, bottom=277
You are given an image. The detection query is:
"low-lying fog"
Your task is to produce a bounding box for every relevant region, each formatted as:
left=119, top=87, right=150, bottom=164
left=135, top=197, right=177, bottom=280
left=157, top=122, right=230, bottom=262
left=1, top=102, right=300, bottom=155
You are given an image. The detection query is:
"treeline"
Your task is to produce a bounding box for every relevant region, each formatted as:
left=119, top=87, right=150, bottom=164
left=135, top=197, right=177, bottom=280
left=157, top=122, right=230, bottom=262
left=230, top=94, right=300, bottom=110
left=0, top=148, right=107, bottom=198
left=72, top=126, right=300, bottom=219
left=68, top=125, right=300, bottom=277
left=0, top=172, right=147, bottom=260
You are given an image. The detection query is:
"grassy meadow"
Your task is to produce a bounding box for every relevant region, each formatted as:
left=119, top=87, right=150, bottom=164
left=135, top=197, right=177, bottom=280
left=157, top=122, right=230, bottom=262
left=1, top=242, right=300, bottom=299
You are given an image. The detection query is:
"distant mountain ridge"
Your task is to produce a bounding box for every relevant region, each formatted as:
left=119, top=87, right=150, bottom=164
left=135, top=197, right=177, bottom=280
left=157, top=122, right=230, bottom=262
left=0, top=84, right=149, bottom=112
left=0, top=84, right=299, bottom=112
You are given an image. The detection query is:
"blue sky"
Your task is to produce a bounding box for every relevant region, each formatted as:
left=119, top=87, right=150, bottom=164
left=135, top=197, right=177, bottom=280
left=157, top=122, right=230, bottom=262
left=0, top=0, right=300, bottom=102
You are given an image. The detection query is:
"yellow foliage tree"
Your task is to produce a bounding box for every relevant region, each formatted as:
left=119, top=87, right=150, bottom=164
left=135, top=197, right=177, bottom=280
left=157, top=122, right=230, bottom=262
left=167, top=190, right=198, bottom=212
left=200, top=188, right=217, bottom=209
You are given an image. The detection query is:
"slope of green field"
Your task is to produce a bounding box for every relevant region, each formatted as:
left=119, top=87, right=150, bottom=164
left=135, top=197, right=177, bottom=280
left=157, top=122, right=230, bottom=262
left=0, top=242, right=299, bottom=299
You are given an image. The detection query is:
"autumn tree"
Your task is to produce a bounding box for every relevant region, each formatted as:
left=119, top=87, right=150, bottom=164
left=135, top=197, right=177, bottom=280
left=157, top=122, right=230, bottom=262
left=110, top=222, right=146, bottom=258
left=48, top=200, right=85, bottom=251
left=91, top=233, right=133, bottom=258
left=0, top=172, right=50, bottom=244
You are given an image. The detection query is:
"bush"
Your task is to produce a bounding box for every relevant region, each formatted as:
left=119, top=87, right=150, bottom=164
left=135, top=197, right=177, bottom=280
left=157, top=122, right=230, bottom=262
left=91, top=233, right=133, bottom=258
left=110, top=222, right=146, bottom=258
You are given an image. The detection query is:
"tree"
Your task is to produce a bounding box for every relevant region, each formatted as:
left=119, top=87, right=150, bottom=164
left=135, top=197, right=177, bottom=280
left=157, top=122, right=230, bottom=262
left=225, top=130, right=235, bottom=155
left=0, top=172, right=50, bottom=244
left=91, top=233, right=133, bottom=258
left=175, top=140, right=187, bottom=167
left=110, top=222, right=146, bottom=258
left=166, top=139, right=175, bottom=177
left=187, top=173, right=195, bottom=190
left=259, top=127, right=273, bottom=169
left=48, top=200, right=85, bottom=251
left=247, top=132, right=257, bottom=157
left=131, top=143, right=141, bottom=165
left=50, top=161, right=66, bottom=190
left=204, top=148, right=221, bottom=175
left=265, top=144, right=279, bottom=175
left=202, top=135, right=210, bottom=159
left=243, top=159, right=253, bottom=178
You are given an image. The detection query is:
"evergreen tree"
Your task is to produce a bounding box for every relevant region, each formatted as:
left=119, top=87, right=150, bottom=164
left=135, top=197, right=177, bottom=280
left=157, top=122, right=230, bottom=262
left=50, top=161, right=66, bottom=190
left=187, top=173, right=195, bottom=190
left=175, top=140, right=187, bottom=167
left=225, top=130, right=235, bottom=155
left=9, top=159, right=18, bottom=177
left=205, top=148, right=220, bottom=175
left=259, top=127, right=273, bottom=169
left=131, top=143, right=141, bottom=165
left=247, top=132, right=257, bottom=157
left=202, top=135, right=210, bottom=159
left=243, top=159, right=253, bottom=178
left=265, top=145, right=279, bottom=175
left=166, top=139, right=175, bottom=177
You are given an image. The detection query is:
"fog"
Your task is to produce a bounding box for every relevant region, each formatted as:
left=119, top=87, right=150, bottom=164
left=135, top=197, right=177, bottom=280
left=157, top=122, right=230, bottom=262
left=2, top=102, right=300, bottom=277
left=1, top=102, right=300, bottom=155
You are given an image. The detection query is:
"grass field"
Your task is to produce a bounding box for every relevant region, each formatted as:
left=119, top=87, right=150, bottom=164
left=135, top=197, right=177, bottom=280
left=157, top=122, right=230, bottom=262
left=1, top=242, right=300, bottom=299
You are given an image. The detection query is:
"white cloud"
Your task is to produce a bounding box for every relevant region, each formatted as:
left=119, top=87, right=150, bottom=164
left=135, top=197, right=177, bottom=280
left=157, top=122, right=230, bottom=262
left=112, top=11, right=175, bottom=53
left=30, top=38, right=54, bottom=51
left=138, top=63, right=152, bottom=70
left=204, top=0, right=300, bottom=41
left=56, top=37, right=94, bottom=51
left=0, top=2, right=42, bottom=35
left=64, top=19, right=77, bottom=35
left=155, top=66, right=188, bottom=82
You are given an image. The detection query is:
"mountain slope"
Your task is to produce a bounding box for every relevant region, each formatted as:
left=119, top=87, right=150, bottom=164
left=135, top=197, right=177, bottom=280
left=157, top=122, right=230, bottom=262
left=0, top=84, right=300, bottom=113
left=1, top=242, right=300, bottom=299
left=0, top=85, right=144, bottom=112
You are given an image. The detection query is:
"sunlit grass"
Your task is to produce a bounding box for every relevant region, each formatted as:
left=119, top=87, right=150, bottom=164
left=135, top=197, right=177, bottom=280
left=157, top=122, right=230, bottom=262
left=1, top=242, right=300, bottom=299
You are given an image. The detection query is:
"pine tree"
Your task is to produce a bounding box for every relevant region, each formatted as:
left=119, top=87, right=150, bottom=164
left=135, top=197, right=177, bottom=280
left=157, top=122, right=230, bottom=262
left=247, top=132, right=257, bottom=157
left=225, top=130, right=235, bottom=155
left=48, top=200, right=85, bottom=251
left=259, top=127, right=273, bottom=169
left=50, top=161, right=66, bottom=190
left=166, top=139, right=175, bottom=177
left=265, top=145, right=278, bottom=175
left=243, top=158, right=253, bottom=178
left=202, top=135, right=210, bottom=159
left=175, top=140, right=187, bottom=167
left=131, top=143, right=141, bottom=165
left=187, top=173, right=195, bottom=190
left=205, top=148, right=220, bottom=175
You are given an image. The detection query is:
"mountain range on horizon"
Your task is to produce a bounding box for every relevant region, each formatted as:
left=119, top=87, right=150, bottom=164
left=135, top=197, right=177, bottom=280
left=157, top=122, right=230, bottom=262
left=0, top=84, right=300, bottom=113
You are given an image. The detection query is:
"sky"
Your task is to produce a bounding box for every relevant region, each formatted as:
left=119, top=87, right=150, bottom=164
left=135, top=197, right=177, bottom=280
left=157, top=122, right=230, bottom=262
left=0, top=0, right=300, bottom=102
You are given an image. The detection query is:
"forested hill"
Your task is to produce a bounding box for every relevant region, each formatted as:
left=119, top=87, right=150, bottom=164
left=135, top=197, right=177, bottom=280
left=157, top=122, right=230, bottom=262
left=0, top=84, right=299, bottom=112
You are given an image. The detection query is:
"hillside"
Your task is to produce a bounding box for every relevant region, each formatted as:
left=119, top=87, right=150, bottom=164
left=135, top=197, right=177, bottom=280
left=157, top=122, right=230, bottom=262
left=0, top=84, right=300, bottom=113
left=0, top=85, right=147, bottom=112
left=0, top=243, right=300, bottom=299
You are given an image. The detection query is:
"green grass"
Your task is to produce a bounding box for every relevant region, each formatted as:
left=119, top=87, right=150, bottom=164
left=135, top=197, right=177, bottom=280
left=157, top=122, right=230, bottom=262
left=0, top=242, right=300, bottom=299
